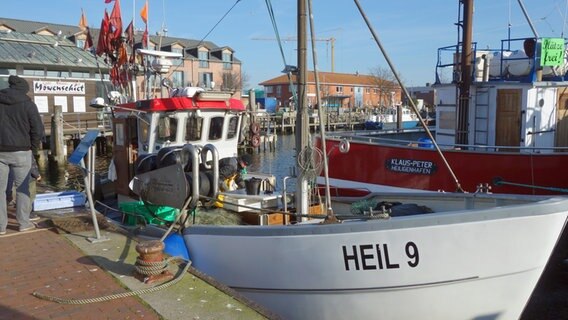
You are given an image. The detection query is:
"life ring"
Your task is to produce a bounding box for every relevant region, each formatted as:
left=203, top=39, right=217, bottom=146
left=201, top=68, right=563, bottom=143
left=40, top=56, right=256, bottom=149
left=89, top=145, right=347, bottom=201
left=251, top=134, right=261, bottom=148
left=250, top=122, right=261, bottom=134
left=339, top=139, right=350, bottom=153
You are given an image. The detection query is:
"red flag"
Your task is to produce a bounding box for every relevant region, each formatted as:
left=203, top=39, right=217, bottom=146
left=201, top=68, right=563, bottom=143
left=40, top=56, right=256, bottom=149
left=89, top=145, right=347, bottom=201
left=96, top=10, right=110, bottom=56
left=104, top=0, right=114, bottom=3
left=109, top=0, right=122, bottom=42
left=78, top=9, right=88, bottom=31
left=140, top=0, right=148, bottom=24
left=117, top=43, right=128, bottom=65
left=84, top=27, right=94, bottom=51
left=142, top=25, right=148, bottom=49
left=124, top=20, right=134, bottom=45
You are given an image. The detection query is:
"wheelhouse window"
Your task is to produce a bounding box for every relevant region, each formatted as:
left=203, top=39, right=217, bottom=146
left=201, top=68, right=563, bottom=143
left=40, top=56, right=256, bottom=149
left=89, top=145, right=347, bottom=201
left=138, top=114, right=151, bottom=149
left=185, top=115, right=203, bottom=142
left=157, top=113, right=178, bottom=143
left=208, top=116, right=224, bottom=140
left=227, top=116, right=239, bottom=139
left=198, top=50, right=209, bottom=68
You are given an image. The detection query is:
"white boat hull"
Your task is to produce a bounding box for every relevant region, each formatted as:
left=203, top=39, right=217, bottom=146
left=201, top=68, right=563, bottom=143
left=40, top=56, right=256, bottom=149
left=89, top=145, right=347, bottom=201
left=184, top=193, right=568, bottom=320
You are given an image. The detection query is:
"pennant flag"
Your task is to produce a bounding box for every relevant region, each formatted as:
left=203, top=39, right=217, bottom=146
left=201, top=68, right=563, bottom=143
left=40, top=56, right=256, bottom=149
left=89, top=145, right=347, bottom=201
left=125, top=20, right=134, bottom=45
left=104, top=0, right=114, bottom=3
left=84, top=27, right=94, bottom=51
left=140, top=0, right=148, bottom=24
left=142, top=25, right=149, bottom=49
left=78, top=9, right=88, bottom=31
left=109, top=0, right=123, bottom=41
left=96, top=9, right=110, bottom=56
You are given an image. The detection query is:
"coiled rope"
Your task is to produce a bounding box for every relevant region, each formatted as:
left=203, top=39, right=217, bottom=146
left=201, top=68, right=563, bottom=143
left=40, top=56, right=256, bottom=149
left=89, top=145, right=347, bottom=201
left=32, top=259, right=191, bottom=304
left=34, top=197, right=196, bottom=304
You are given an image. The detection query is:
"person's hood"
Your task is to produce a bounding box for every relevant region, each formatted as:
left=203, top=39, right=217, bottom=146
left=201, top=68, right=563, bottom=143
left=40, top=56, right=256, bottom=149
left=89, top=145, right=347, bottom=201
left=0, top=87, right=31, bottom=105
left=8, top=75, right=30, bottom=92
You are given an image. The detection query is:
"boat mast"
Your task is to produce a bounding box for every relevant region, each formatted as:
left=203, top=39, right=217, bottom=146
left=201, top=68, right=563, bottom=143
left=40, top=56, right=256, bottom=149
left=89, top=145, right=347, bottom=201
left=456, top=0, right=473, bottom=146
left=296, top=0, right=309, bottom=215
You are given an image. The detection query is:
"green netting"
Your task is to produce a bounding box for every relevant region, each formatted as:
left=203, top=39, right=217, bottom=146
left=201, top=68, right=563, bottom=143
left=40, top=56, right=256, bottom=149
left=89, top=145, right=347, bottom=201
left=350, top=197, right=379, bottom=215
left=118, top=201, right=179, bottom=226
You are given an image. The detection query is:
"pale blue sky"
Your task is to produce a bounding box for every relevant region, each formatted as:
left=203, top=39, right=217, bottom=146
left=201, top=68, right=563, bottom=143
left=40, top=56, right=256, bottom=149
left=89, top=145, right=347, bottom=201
left=2, top=0, right=567, bottom=88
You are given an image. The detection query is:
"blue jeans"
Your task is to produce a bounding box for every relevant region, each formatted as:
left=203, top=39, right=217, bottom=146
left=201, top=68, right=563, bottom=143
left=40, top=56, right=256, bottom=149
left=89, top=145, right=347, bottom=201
left=0, top=151, right=33, bottom=231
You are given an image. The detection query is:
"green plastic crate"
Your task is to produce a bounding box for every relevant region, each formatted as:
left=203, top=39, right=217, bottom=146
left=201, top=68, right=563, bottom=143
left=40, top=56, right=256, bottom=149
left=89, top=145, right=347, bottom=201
left=119, top=201, right=179, bottom=226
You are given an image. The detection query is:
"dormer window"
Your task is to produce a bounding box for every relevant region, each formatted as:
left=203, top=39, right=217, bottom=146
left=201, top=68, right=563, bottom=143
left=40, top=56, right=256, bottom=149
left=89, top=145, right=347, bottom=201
left=199, top=50, right=209, bottom=68
left=172, top=46, right=184, bottom=66
left=222, top=52, right=232, bottom=70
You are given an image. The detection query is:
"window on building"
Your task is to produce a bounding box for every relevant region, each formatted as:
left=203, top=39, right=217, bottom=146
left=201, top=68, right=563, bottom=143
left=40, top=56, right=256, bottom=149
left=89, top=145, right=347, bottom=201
left=336, top=86, right=343, bottom=93
left=208, top=116, right=224, bottom=140
left=71, top=71, right=90, bottom=78
left=172, top=47, right=184, bottom=66
left=227, top=116, right=239, bottom=140
left=265, top=86, right=273, bottom=94
left=76, top=39, right=85, bottom=49
left=22, top=69, right=45, bottom=77
left=366, top=88, right=370, bottom=93
left=198, top=72, right=213, bottom=88
left=0, top=68, right=16, bottom=76
left=185, top=115, right=203, bottom=142
left=198, top=50, right=209, bottom=68
left=276, top=86, right=282, bottom=96
left=373, top=88, right=379, bottom=94
left=157, top=113, right=178, bottom=143
left=172, top=71, right=184, bottom=88
left=222, top=52, right=232, bottom=70
left=47, top=70, right=68, bottom=78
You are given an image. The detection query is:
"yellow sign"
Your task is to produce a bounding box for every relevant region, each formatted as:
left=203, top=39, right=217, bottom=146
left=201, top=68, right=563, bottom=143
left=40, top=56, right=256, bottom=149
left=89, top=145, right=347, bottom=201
left=541, top=38, right=565, bottom=67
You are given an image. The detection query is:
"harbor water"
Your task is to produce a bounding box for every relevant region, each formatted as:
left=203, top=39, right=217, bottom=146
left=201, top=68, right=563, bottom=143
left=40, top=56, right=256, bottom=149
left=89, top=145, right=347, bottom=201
left=38, top=133, right=299, bottom=194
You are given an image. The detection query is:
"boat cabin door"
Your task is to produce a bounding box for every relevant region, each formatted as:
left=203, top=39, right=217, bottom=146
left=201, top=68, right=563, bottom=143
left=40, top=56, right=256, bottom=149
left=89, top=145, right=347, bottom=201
left=496, top=89, right=522, bottom=151
left=112, top=116, right=138, bottom=196
left=556, top=88, right=568, bottom=149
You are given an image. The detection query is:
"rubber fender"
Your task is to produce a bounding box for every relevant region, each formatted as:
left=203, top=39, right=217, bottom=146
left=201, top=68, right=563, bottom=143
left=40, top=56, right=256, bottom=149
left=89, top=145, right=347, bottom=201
left=250, top=122, right=260, bottom=134
left=339, top=139, right=350, bottom=153
left=251, top=134, right=261, bottom=147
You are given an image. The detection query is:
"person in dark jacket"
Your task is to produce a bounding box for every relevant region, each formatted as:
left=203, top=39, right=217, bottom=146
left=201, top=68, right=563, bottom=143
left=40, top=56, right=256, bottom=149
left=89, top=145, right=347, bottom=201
left=218, top=154, right=252, bottom=190
left=0, top=75, right=44, bottom=234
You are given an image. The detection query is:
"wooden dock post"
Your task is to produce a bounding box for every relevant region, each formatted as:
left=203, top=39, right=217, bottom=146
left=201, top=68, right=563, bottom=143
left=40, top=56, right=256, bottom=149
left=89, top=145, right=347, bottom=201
left=50, top=105, right=66, bottom=165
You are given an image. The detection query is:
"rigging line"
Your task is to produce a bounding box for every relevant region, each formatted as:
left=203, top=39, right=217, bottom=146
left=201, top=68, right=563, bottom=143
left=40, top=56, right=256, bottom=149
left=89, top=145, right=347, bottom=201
left=353, top=0, right=464, bottom=192
left=307, top=0, right=333, bottom=219
left=264, top=0, right=298, bottom=106
left=196, top=0, right=242, bottom=48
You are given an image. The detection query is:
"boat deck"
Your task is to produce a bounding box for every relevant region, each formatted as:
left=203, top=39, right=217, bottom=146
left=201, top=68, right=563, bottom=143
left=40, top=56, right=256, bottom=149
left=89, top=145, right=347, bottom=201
left=0, top=206, right=274, bottom=320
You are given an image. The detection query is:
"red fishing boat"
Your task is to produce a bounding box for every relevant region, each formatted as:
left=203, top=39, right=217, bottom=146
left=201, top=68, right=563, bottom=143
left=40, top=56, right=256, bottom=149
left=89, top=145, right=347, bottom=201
left=317, top=1, right=568, bottom=196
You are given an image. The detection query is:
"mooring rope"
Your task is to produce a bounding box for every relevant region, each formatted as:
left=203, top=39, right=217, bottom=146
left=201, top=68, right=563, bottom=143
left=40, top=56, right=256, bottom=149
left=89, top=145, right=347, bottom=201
left=32, top=259, right=191, bottom=304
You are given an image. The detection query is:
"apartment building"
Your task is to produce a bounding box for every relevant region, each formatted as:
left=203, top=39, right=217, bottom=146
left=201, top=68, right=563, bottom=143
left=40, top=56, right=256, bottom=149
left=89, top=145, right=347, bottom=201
left=259, top=71, right=402, bottom=111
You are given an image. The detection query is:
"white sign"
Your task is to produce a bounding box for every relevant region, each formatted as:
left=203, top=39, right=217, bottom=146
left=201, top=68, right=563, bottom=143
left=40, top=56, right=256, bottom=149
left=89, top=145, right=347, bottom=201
left=33, top=81, right=85, bottom=95
left=54, top=96, right=68, bottom=112
left=34, top=96, right=49, bottom=113
left=73, top=96, right=86, bottom=112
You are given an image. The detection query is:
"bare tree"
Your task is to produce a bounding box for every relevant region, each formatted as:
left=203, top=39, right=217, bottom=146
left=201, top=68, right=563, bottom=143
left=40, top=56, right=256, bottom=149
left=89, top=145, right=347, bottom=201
left=368, top=66, right=401, bottom=109
left=219, top=70, right=250, bottom=93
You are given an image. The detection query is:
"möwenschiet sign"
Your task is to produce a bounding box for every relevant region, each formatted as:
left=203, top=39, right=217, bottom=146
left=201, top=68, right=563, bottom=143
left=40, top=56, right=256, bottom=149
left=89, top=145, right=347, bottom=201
left=33, top=81, right=85, bottom=95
